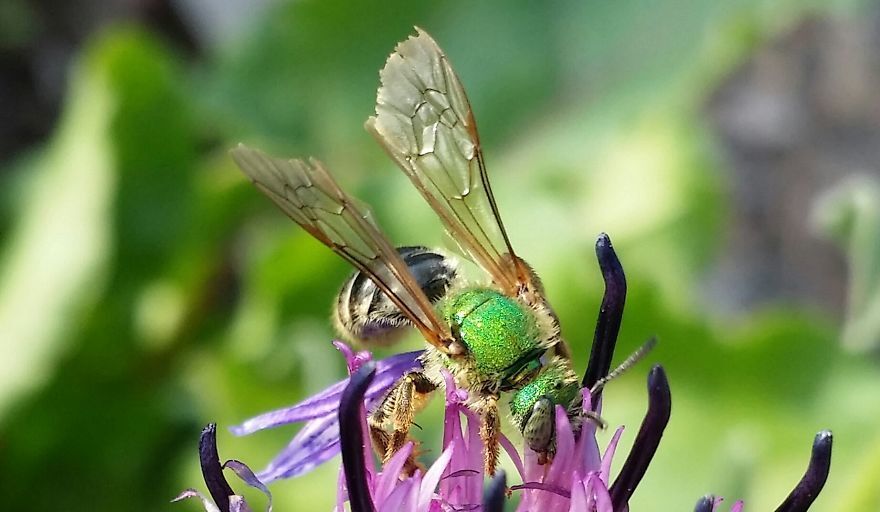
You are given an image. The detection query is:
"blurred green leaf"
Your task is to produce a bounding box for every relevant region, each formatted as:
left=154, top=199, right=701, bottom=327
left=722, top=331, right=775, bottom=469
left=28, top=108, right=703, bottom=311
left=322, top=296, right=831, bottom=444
left=0, top=27, right=115, bottom=417
left=814, top=176, right=880, bottom=352
left=0, top=26, right=202, bottom=511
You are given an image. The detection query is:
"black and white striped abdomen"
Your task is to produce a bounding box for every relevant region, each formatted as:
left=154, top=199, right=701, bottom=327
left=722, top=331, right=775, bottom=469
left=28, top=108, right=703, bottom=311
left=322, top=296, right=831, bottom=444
left=333, top=246, right=458, bottom=346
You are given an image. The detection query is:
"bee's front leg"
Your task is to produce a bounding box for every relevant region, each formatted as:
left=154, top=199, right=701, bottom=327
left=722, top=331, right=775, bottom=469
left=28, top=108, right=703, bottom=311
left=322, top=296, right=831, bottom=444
left=477, top=394, right=501, bottom=475
left=368, top=371, right=435, bottom=474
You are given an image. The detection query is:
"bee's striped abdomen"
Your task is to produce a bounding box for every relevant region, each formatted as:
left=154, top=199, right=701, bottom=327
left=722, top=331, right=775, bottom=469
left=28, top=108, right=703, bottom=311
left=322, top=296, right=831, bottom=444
left=334, top=246, right=457, bottom=346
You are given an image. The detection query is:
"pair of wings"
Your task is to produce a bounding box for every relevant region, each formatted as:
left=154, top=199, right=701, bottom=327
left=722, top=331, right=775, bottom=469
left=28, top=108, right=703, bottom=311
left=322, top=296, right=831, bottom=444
left=231, top=28, right=530, bottom=353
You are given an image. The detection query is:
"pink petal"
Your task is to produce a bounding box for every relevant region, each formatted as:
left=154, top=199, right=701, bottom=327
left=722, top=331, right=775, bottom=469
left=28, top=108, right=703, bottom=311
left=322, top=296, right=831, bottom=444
left=379, top=477, right=418, bottom=512
left=498, top=433, right=526, bottom=481
left=577, top=389, right=602, bottom=473
left=375, top=443, right=414, bottom=503
left=335, top=466, right=346, bottom=512
left=582, top=388, right=595, bottom=412
left=463, top=410, right=484, bottom=502
left=568, top=471, right=588, bottom=512
left=589, top=473, right=614, bottom=512
left=600, top=426, right=625, bottom=484
left=417, top=446, right=454, bottom=510
left=546, top=406, right=575, bottom=487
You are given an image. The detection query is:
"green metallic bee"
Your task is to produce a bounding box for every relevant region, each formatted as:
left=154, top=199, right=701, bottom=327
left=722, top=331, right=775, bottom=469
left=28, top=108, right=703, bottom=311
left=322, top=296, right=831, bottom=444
left=231, top=28, right=582, bottom=475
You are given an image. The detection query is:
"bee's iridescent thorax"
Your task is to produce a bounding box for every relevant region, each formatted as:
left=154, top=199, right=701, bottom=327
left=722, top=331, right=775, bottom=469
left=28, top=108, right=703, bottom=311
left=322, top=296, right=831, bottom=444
left=439, top=287, right=547, bottom=389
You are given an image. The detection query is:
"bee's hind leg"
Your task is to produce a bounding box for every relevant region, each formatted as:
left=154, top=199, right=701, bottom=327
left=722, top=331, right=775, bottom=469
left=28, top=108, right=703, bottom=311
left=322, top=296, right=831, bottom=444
left=476, top=395, right=501, bottom=475
left=367, top=371, right=436, bottom=475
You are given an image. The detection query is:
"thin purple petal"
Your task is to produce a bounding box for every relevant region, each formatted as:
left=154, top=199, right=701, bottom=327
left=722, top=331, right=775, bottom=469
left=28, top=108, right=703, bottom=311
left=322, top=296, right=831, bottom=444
left=231, top=350, right=422, bottom=435
left=380, top=477, right=418, bottom=512
left=498, top=434, right=525, bottom=481
left=568, top=471, right=588, bottom=512
left=576, top=385, right=602, bottom=473
left=333, top=340, right=370, bottom=372
left=774, top=430, right=833, bottom=512
left=375, top=443, right=415, bottom=504
left=439, top=369, right=482, bottom=507
left=256, top=414, right=341, bottom=481
left=589, top=474, right=613, bottom=512
left=223, top=460, right=272, bottom=512
left=337, top=466, right=347, bottom=512
left=417, top=446, right=454, bottom=510
left=600, top=426, right=625, bottom=484
left=583, top=477, right=596, bottom=512
left=462, top=409, right=484, bottom=503
left=545, top=406, right=576, bottom=488
left=522, top=440, right=543, bottom=491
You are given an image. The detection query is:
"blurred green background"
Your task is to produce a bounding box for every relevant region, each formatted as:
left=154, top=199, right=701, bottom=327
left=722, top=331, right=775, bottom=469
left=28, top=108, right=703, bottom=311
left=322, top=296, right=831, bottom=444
left=2, top=0, right=880, bottom=510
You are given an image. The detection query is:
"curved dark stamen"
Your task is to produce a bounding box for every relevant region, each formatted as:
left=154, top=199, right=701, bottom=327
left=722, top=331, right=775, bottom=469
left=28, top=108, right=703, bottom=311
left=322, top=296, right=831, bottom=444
left=442, top=469, right=481, bottom=480
left=774, top=430, right=833, bottom=512
left=199, top=423, right=235, bottom=512
left=509, top=482, right=571, bottom=499
left=610, top=365, right=671, bottom=511
left=339, top=361, right=378, bottom=512
left=694, top=495, right=718, bottom=512
left=482, top=469, right=507, bottom=512
left=583, top=233, right=627, bottom=399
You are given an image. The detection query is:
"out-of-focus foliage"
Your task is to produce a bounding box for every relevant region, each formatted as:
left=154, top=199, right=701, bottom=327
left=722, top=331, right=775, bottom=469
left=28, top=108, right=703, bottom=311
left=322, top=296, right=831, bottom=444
left=815, top=176, right=880, bottom=352
left=0, top=0, right=878, bottom=511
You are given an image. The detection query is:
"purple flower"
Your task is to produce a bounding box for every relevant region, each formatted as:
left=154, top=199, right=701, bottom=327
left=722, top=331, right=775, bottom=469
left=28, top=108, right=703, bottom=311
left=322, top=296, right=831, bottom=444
left=332, top=346, right=832, bottom=512
left=217, top=233, right=834, bottom=510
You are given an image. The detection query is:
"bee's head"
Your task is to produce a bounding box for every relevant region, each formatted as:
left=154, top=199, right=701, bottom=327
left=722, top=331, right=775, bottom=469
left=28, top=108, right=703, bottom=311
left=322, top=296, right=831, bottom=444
left=509, top=359, right=581, bottom=432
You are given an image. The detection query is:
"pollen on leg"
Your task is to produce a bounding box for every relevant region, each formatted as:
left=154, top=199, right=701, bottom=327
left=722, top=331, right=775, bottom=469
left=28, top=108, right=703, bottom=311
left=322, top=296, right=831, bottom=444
left=479, top=396, right=502, bottom=475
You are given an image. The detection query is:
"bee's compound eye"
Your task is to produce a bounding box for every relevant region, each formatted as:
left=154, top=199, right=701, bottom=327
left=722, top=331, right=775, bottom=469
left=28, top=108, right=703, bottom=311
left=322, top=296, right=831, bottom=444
left=523, top=397, right=555, bottom=455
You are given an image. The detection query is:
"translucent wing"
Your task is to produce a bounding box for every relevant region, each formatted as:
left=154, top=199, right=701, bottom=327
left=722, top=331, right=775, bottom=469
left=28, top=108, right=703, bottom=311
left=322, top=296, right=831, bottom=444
left=231, top=144, right=453, bottom=351
left=365, top=28, right=531, bottom=296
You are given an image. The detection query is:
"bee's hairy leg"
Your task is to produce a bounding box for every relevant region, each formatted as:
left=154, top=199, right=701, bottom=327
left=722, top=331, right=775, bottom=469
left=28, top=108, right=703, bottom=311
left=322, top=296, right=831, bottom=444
left=387, top=372, right=436, bottom=459
left=478, top=395, right=501, bottom=475
left=367, top=410, right=392, bottom=461
left=368, top=371, right=436, bottom=475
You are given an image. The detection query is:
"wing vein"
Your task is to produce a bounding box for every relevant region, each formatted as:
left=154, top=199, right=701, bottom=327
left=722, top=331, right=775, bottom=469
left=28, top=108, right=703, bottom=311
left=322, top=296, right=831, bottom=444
left=368, top=29, right=524, bottom=293
left=231, top=144, right=452, bottom=351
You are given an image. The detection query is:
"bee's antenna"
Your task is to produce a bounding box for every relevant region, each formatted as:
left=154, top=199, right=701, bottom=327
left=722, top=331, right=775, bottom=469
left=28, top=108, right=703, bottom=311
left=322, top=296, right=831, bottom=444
left=582, top=410, right=609, bottom=430
left=590, top=337, right=657, bottom=395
